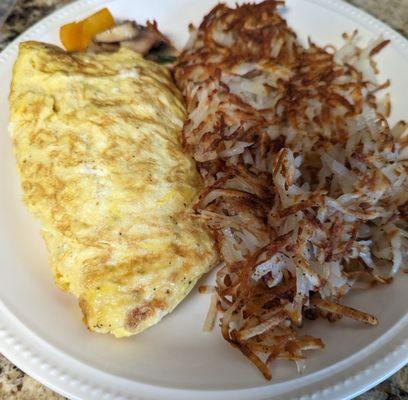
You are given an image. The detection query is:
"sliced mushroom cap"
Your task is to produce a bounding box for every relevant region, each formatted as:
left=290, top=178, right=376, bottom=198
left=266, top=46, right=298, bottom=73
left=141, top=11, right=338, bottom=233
left=94, top=21, right=140, bottom=43
left=87, top=40, right=120, bottom=53
left=120, top=30, right=160, bottom=55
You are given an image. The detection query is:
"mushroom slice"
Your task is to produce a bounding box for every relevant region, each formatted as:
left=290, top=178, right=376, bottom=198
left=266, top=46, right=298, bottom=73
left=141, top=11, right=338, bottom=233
left=87, top=40, right=120, bottom=53
left=120, top=29, right=165, bottom=55
left=121, top=21, right=177, bottom=59
left=94, top=21, right=140, bottom=43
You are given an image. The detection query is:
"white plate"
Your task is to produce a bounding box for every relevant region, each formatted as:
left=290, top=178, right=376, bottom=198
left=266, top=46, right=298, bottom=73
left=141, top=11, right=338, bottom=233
left=0, top=0, right=407, bottom=399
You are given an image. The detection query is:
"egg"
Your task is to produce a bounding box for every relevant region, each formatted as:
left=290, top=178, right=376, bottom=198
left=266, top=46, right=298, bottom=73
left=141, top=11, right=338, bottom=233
left=9, top=41, right=217, bottom=337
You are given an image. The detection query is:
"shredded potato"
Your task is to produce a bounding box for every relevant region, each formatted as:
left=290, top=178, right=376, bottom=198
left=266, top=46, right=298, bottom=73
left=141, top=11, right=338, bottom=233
left=175, top=0, right=408, bottom=380
left=203, top=292, right=219, bottom=332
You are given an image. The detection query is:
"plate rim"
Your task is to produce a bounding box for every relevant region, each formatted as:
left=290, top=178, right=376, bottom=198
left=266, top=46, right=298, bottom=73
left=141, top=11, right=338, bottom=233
left=0, top=0, right=407, bottom=399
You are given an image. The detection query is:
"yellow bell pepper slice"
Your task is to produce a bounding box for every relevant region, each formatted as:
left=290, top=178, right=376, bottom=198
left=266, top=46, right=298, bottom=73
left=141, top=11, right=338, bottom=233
left=60, top=8, right=115, bottom=52
left=60, top=22, right=88, bottom=52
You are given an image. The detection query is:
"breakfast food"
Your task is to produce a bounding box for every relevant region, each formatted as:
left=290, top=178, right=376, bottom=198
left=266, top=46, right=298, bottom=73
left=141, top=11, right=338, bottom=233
left=60, top=9, right=178, bottom=64
left=9, top=41, right=217, bottom=337
left=175, top=0, right=408, bottom=379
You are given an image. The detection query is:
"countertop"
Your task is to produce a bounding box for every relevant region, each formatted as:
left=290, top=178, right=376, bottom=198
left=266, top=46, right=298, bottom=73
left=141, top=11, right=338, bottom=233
left=0, top=0, right=407, bottom=399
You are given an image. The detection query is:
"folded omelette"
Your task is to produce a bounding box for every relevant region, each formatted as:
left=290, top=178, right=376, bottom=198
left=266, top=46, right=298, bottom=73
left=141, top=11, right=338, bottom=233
left=9, top=41, right=217, bottom=337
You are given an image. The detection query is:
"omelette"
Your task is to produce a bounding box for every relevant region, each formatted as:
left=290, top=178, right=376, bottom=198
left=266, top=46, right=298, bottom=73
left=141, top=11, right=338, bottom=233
left=9, top=41, right=217, bottom=337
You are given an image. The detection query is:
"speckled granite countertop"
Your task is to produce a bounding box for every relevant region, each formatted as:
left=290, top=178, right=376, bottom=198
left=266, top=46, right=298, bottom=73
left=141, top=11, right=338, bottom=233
left=0, top=0, right=407, bottom=399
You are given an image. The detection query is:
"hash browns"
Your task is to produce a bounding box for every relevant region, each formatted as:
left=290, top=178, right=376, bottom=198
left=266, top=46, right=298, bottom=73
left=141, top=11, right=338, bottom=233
left=175, top=1, right=408, bottom=379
